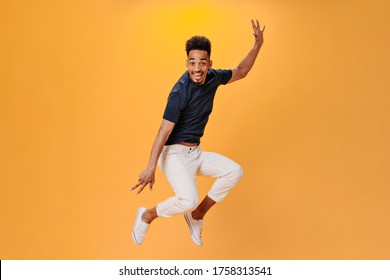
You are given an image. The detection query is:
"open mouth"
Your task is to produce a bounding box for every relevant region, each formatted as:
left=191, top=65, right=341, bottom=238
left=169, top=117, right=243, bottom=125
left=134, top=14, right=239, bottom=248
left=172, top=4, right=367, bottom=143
left=192, top=72, right=204, bottom=82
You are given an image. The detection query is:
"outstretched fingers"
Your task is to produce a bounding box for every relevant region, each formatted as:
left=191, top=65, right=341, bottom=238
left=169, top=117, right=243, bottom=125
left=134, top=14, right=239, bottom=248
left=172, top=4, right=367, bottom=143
left=251, top=19, right=265, bottom=34
left=251, top=19, right=257, bottom=31
left=131, top=178, right=154, bottom=194
left=251, top=18, right=265, bottom=45
left=131, top=180, right=145, bottom=194
left=136, top=184, right=147, bottom=195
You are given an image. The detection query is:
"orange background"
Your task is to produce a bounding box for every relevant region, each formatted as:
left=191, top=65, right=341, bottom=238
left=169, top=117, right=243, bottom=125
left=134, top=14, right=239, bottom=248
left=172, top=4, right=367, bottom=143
left=1, top=0, right=389, bottom=259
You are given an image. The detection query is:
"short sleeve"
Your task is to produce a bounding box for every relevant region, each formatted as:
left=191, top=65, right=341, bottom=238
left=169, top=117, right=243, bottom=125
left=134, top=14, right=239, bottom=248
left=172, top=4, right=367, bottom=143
left=215, top=69, right=233, bottom=85
left=163, top=88, right=186, bottom=123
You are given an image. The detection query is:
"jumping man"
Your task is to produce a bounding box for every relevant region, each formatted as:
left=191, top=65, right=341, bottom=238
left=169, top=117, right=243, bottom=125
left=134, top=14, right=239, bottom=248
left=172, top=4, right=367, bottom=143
left=131, top=19, right=265, bottom=246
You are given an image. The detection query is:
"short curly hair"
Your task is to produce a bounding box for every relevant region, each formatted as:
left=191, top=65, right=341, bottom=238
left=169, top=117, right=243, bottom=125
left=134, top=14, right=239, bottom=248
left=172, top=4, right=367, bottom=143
left=185, top=36, right=211, bottom=57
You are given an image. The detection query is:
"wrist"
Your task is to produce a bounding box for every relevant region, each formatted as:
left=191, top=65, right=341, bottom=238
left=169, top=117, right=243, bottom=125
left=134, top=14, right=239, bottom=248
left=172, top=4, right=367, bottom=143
left=146, top=164, right=156, bottom=172
left=254, top=41, right=263, bottom=49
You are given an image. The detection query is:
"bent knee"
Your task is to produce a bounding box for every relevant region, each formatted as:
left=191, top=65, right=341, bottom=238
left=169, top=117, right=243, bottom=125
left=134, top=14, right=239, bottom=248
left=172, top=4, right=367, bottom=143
left=175, top=196, right=199, bottom=212
left=230, top=164, right=244, bottom=182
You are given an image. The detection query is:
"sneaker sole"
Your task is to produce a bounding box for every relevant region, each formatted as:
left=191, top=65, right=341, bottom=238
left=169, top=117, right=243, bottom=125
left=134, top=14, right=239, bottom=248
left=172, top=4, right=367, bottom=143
left=132, top=207, right=145, bottom=245
left=184, top=213, right=202, bottom=246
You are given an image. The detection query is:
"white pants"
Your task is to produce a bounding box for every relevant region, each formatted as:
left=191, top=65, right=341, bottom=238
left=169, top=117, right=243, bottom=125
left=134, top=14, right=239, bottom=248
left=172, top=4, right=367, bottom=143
left=156, top=144, right=243, bottom=218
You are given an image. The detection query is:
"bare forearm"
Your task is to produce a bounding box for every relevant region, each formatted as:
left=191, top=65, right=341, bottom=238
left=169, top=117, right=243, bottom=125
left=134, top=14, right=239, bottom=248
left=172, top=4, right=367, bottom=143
left=132, top=119, right=175, bottom=194
left=146, top=119, right=175, bottom=171
left=237, top=42, right=262, bottom=77
left=147, top=128, right=168, bottom=170
left=228, top=19, right=265, bottom=84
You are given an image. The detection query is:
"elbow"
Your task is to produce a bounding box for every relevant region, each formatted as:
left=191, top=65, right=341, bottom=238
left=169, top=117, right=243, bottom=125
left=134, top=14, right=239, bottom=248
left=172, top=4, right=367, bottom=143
left=237, top=67, right=250, bottom=80
left=238, top=69, right=249, bottom=80
left=242, top=70, right=250, bottom=78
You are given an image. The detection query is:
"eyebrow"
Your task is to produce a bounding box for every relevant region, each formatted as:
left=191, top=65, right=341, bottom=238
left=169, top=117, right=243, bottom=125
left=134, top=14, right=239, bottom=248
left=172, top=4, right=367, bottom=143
left=189, top=58, right=207, bottom=61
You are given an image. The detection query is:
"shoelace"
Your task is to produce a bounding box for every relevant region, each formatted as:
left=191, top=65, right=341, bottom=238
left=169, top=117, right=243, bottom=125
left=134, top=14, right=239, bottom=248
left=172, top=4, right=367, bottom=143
left=197, top=221, right=203, bottom=238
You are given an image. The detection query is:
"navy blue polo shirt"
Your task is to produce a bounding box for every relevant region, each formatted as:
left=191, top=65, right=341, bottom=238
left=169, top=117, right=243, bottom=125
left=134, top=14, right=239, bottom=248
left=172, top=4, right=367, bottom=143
left=163, top=68, right=232, bottom=145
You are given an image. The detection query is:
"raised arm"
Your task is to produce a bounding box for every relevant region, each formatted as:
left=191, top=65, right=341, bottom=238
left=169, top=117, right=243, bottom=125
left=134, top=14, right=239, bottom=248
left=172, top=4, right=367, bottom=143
left=228, top=19, right=265, bottom=84
left=131, top=118, right=175, bottom=194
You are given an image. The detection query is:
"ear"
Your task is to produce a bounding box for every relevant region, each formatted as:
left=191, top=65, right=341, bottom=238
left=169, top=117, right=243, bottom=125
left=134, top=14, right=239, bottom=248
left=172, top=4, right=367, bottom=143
left=185, top=59, right=189, bottom=67
left=209, top=60, right=213, bottom=67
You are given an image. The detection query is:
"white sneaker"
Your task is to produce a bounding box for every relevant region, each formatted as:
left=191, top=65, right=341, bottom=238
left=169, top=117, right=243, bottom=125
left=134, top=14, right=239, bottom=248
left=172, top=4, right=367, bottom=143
left=132, top=207, right=150, bottom=245
left=184, top=212, right=203, bottom=246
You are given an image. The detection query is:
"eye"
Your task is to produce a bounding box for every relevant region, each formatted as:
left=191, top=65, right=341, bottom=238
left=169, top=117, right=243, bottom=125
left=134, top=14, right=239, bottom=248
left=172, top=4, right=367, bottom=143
left=201, top=62, right=206, bottom=66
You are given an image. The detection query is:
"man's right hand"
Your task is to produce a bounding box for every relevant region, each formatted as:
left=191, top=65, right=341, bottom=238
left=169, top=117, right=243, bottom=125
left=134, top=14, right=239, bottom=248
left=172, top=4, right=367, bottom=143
left=131, top=118, right=175, bottom=195
left=131, top=167, right=156, bottom=195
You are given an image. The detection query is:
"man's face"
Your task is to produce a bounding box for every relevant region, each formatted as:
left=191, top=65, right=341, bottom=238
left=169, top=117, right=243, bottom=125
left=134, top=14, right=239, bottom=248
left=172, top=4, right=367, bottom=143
left=186, top=50, right=212, bottom=84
